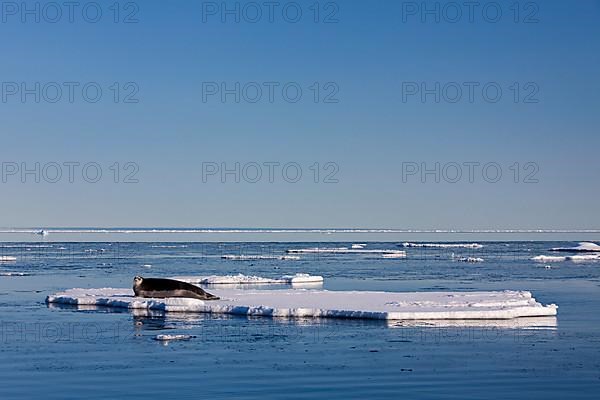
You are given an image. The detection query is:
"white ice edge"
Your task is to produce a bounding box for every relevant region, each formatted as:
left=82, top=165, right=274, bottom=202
left=454, top=257, right=484, bottom=263
left=46, top=288, right=557, bottom=321
left=532, top=254, right=600, bottom=262
left=402, top=242, right=483, bottom=249
left=550, top=242, right=600, bottom=252
left=287, top=248, right=406, bottom=256
left=154, top=334, right=195, bottom=341
left=172, top=273, right=324, bottom=285
left=0, top=256, right=17, bottom=262
left=381, top=253, right=407, bottom=259
left=221, top=255, right=300, bottom=261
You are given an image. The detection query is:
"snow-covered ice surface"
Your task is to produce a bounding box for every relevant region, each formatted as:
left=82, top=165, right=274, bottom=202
left=46, top=288, right=557, bottom=320
left=172, top=273, right=324, bottom=285
left=550, top=242, right=600, bottom=252
left=402, top=242, right=483, bottom=249
left=221, top=255, right=300, bottom=260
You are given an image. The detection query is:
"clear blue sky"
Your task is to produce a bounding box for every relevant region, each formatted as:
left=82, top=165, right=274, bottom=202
left=0, top=0, right=599, bottom=229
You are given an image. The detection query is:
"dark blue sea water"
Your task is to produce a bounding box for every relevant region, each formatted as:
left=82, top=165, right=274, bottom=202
left=1, top=241, right=599, bottom=399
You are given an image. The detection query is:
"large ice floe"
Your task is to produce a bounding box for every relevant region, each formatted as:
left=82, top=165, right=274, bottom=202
left=171, top=273, right=323, bottom=285
left=46, top=288, right=557, bottom=320
left=550, top=242, right=600, bottom=252
left=0, top=256, right=17, bottom=262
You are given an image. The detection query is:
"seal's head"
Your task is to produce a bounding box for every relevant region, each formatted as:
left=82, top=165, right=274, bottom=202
left=133, top=276, right=143, bottom=289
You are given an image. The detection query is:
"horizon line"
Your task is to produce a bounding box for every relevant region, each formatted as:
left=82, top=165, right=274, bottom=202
left=1, top=228, right=600, bottom=234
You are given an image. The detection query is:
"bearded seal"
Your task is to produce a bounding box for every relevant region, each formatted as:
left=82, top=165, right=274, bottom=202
left=133, top=276, right=219, bottom=300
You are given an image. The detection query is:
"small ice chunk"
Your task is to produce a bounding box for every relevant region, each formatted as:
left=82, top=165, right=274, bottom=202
left=154, top=334, right=195, bottom=341
left=455, top=257, right=484, bottom=263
